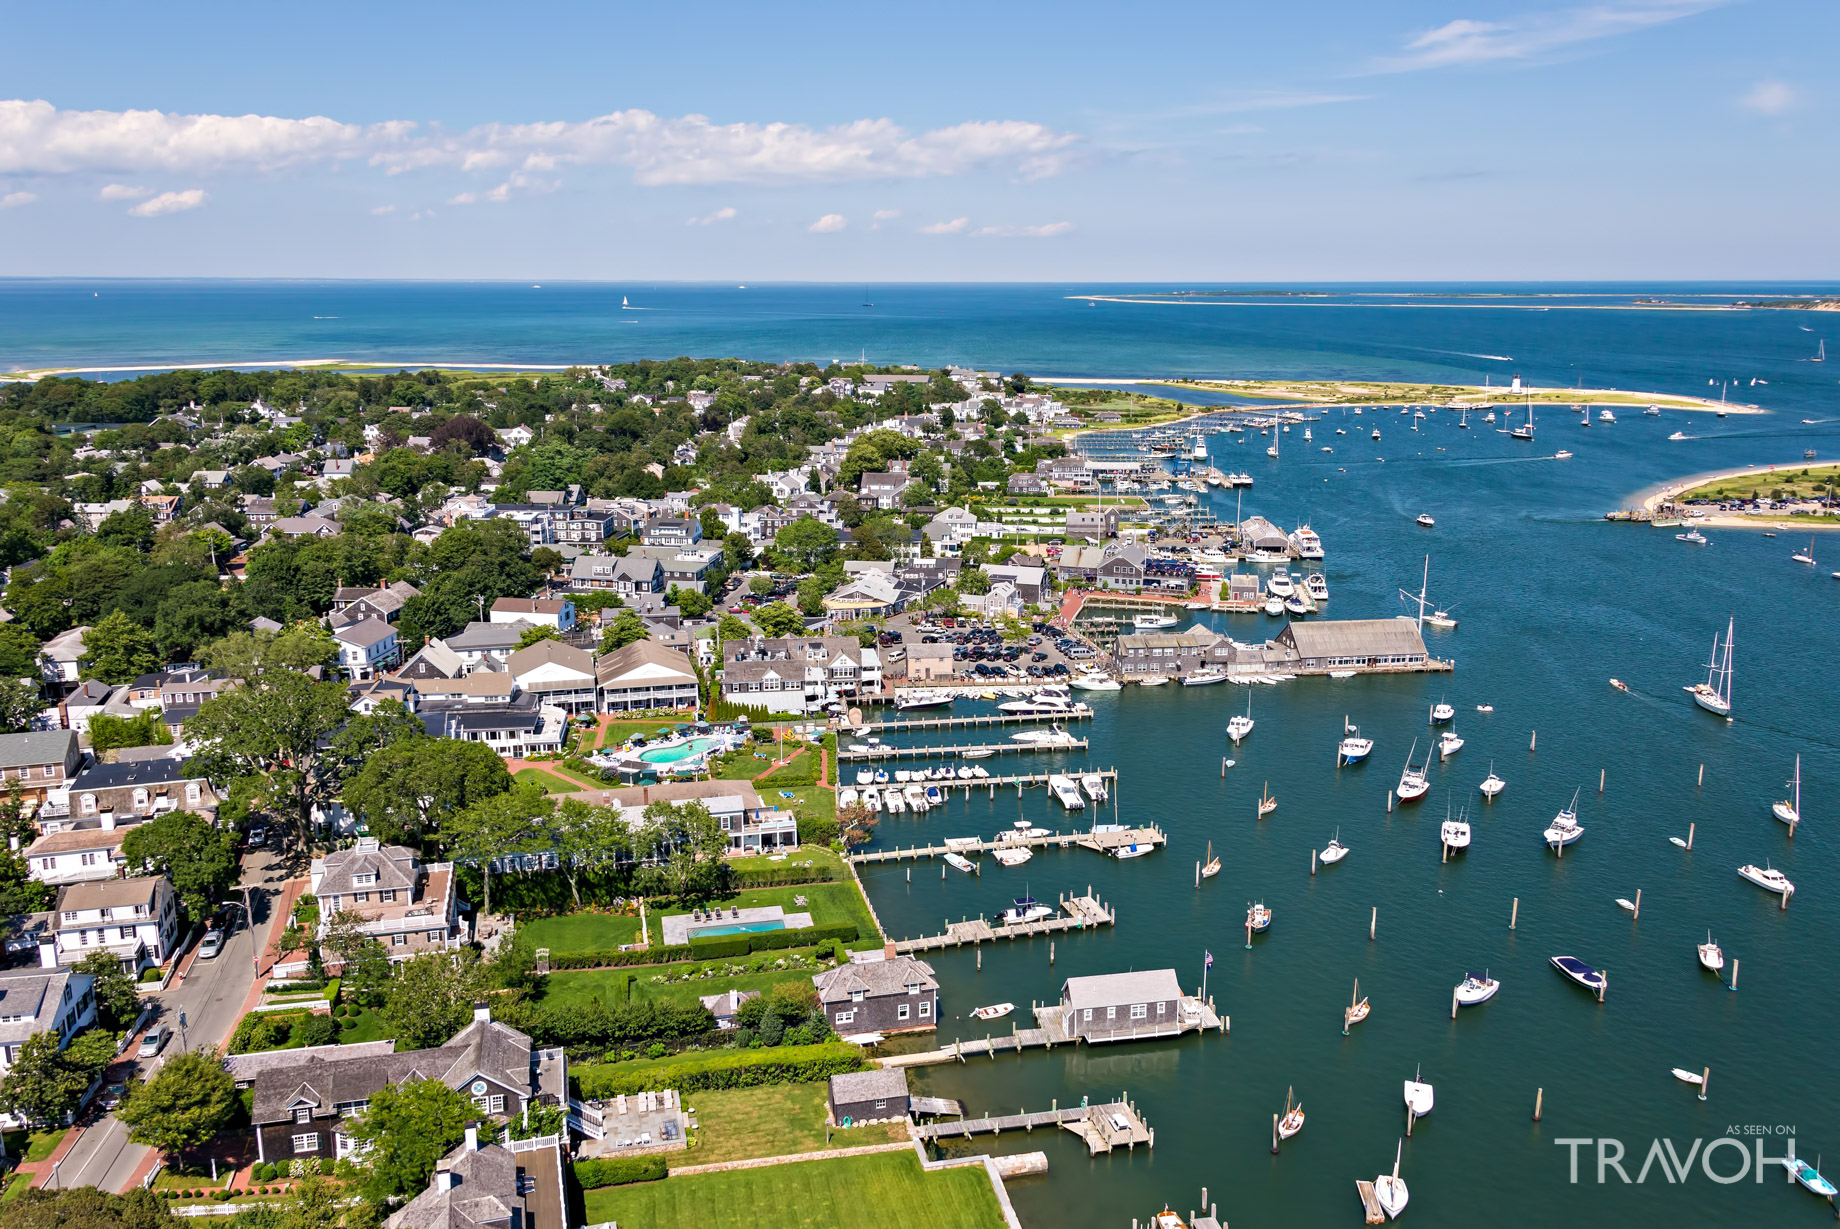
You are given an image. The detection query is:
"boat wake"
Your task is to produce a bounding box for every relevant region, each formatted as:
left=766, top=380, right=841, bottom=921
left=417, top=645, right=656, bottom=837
left=1454, top=352, right=1513, bottom=361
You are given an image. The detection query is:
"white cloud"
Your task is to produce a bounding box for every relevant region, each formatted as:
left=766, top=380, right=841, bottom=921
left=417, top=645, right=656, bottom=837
left=0, top=191, right=35, bottom=209
left=874, top=209, right=901, bottom=220
left=370, top=204, right=396, bottom=215
left=1738, top=79, right=1799, bottom=116
left=0, top=98, right=1078, bottom=190
left=1376, top=2, right=1726, bottom=72
left=920, top=217, right=970, bottom=235
left=97, top=183, right=151, bottom=200
left=971, top=221, right=1073, bottom=238
left=127, top=188, right=206, bottom=216
left=808, top=213, right=847, bottom=233
left=687, top=205, right=738, bottom=226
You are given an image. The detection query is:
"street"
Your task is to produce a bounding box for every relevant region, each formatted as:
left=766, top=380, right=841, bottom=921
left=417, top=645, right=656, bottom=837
left=49, top=846, right=289, bottom=1193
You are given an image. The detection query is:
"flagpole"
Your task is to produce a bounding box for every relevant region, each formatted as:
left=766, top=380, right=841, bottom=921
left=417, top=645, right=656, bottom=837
left=1201, top=951, right=1210, bottom=1005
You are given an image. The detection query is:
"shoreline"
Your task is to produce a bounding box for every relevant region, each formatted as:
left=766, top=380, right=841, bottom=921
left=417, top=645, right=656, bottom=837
left=0, top=358, right=583, bottom=381
left=1632, top=461, right=1840, bottom=532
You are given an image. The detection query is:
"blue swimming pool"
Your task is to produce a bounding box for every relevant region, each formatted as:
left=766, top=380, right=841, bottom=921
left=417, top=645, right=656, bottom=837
left=688, top=919, right=786, bottom=939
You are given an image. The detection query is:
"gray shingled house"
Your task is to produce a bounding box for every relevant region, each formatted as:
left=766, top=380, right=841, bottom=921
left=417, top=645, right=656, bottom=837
left=811, top=953, right=938, bottom=1035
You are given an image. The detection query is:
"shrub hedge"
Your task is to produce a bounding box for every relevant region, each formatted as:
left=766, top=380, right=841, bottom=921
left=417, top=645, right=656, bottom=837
left=572, top=1156, right=668, bottom=1188
left=573, top=1042, right=867, bottom=1097
left=543, top=923, right=857, bottom=972
left=730, top=864, right=840, bottom=889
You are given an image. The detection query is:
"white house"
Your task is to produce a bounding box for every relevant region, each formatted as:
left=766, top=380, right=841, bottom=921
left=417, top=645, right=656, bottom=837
left=594, top=641, right=700, bottom=713
left=0, top=967, right=98, bottom=1075
left=42, top=877, right=181, bottom=973
left=504, top=641, right=599, bottom=714
left=488, top=597, right=576, bottom=632
left=39, top=627, right=89, bottom=689
left=23, top=826, right=127, bottom=885
left=332, top=618, right=400, bottom=680
left=496, top=425, right=534, bottom=449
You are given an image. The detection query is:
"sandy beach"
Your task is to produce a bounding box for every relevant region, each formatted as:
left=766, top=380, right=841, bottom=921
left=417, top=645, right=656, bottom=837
left=1636, top=461, right=1840, bottom=531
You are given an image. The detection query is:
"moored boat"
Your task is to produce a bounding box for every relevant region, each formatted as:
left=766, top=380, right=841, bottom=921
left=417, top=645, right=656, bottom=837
left=1396, top=739, right=1430, bottom=801
left=1373, top=1140, right=1409, bottom=1220
left=1320, top=829, right=1349, bottom=864
left=1337, top=716, right=1373, bottom=765
left=1454, top=971, right=1499, bottom=1005
left=1544, top=788, right=1585, bottom=849
left=1697, top=932, right=1724, bottom=973
left=943, top=852, right=976, bottom=873
left=1550, top=955, right=1607, bottom=994
left=1737, top=862, right=1794, bottom=895
left=1403, top=1066, right=1434, bottom=1118
left=971, top=1002, right=1015, bottom=1021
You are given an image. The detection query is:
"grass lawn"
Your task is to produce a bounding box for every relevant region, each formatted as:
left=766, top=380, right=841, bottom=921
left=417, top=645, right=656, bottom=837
left=690, top=882, right=874, bottom=941
left=2, top=1174, right=32, bottom=1201
left=765, top=782, right=833, bottom=822
left=512, top=768, right=571, bottom=794
left=518, top=911, right=643, bottom=953
left=553, top=961, right=824, bottom=1012
left=1681, top=462, right=1840, bottom=502
left=729, top=845, right=845, bottom=877
left=582, top=1150, right=1004, bottom=1229
left=2, top=1128, right=66, bottom=1164
left=758, top=748, right=819, bottom=787
left=596, top=717, right=694, bottom=749
left=676, top=1084, right=907, bottom=1168
left=339, top=1006, right=392, bottom=1044
left=541, top=760, right=608, bottom=788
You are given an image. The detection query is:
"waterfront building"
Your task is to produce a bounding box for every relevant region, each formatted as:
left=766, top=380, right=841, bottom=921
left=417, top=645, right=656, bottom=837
left=829, top=1069, right=911, bottom=1124
left=812, top=951, right=939, bottom=1034
left=1275, top=618, right=1430, bottom=671
left=1056, top=969, right=1186, bottom=1042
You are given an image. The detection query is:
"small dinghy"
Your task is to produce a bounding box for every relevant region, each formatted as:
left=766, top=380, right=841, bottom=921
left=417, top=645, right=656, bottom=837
left=1453, top=971, right=1499, bottom=1006
left=1783, top=1154, right=1840, bottom=1198
left=1671, top=1068, right=1705, bottom=1086
left=1615, top=897, right=1637, bottom=912
left=1345, top=979, right=1370, bottom=1028
left=971, top=1002, right=1015, bottom=1021
left=1403, top=1065, right=1435, bottom=1118
left=1200, top=839, right=1221, bottom=879
left=1668, top=835, right=1689, bottom=848
left=1257, top=782, right=1277, bottom=817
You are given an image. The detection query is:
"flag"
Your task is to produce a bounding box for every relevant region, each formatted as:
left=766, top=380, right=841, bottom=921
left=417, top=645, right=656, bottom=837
left=1204, top=951, right=1214, bottom=969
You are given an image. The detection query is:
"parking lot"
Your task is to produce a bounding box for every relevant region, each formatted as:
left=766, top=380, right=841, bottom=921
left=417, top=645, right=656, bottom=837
left=878, top=610, right=1094, bottom=686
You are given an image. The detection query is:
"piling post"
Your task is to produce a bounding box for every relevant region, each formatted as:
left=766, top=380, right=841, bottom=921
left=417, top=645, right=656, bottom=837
left=1698, top=763, right=1704, bottom=788
left=1687, top=822, right=1695, bottom=850
left=1195, top=861, right=1200, bottom=889
left=1599, top=768, right=1605, bottom=793
left=1050, top=941, right=1055, bottom=965
left=1598, top=971, right=1607, bottom=1003
left=977, top=949, right=982, bottom=971
left=1782, top=885, right=1790, bottom=911
left=1312, top=848, right=1318, bottom=876
left=1387, top=791, right=1393, bottom=814
left=906, top=868, right=911, bottom=883
left=1271, top=1113, right=1280, bottom=1154
left=1699, top=1067, right=1710, bottom=1102
left=1530, top=729, right=1537, bottom=752
left=1245, top=918, right=1252, bottom=951
left=1633, top=889, right=1641, bottom=920
left=1442, top=841, right=1448, bottom=864
left=1510, top=897, right=1519, bottom=929
left=1451, top=986, right=1458, bottom=1020
left=1533, top=1088, right=1544, bottom=1121
left=1406, top=1103, right=1413, bottom=1137
left=1370, top=907, right=1377, bottom=941
left=1729, top=958, right=1738, bottom=991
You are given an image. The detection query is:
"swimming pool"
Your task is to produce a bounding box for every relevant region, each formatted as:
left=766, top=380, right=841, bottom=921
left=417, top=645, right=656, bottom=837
left=688, top=919, right=787, bottom=939
left=637, top=736, right=725, bottom=764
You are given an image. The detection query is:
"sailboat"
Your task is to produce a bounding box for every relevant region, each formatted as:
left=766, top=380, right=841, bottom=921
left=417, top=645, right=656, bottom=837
left=1458, top=406, right=1470, bottom=429
left=1403, top=1066, right=1435, bottom=1118
left=1345, top=979, right=1371, bottom=1027
left=1396, top=739, right=1430, bottom=802
left=1783, top=1153, right=1839, bottom=1198
left=1509, top=399, right=1535, bottom=440
left=1774, top=756, right=1802, bottom=825
left=1684, top=616, right=1734, bottom=717
left=1373, top=1140, right=1409, bottom=1220
left=1440, top=802, right=1471, bottom=851
left=1791, top=536, right=1816, bottom=566
left=1201, top=840, right=1221, bottom=879
left=1815, top=339, right=1827, bottom=363
left=1277, top=1087, right=1305, bottom=1139
left=1266, top=431, right=1280, bottom=459
left=1257, top=782, right=1277, bottom=818
left=621, top=295, right=631, bottom=308
left=1227, top=693, right=1254, bottom=743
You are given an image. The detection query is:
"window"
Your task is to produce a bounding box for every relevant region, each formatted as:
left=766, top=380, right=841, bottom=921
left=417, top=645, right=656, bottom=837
left=41, top=765, right=55, bottom=779
left=919, top=1001, right=931, bottom=1018
left=353, top=873, right=377, bottom=887
left=354, top=892, right=369, bottom=903
left=118, top=927, right=134, bottom=941
left=850, top=989, right=865, bottom=1003
left=1082, top=1008, right=1092, bottom=1022
left=488, top=1095, right=505, bottom=1113
left=834, top=1010, right=855, bottom=1025
left=293, top=1107, right=312, bottom=1124
left=379, top=890, right=396, bottom=902
left=391, top=934, right=406, bottom=946
left=80, top=794, right=96, bottom=814
left=1156, top=1002, right=1167, bottom=1016
left=428, top=930, right=444, bottom=942
left=81, top=853, right=99, bottom=867
left=897, top=1004, right=910, bottom=1021
left=292, top=1133, right=319, bottom=1154
left=1106, top=1006, right=1116, bottom=1021
left=185, top=783, right=200, bottom=803
left=1130, top=1004, right=1147, bottom=1020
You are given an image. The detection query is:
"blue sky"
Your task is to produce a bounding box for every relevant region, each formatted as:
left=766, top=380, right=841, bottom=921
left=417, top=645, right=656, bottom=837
left=0, top=1, right=1829, bottom=280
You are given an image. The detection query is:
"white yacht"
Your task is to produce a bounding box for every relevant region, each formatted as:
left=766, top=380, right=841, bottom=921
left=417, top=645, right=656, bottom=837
left=1685, top=616, right=1734, bottom=717
left=1337, top=717, right=1373, bottom=765
left=1320, top=829, right=1349, bottom=864
left=1404, top=1066, right=1434, bottom=1118
left=1438, top=728, right=1464, bottom=760
left=1598, top=408, right=1617, bottom=423
left=1132, top=612, right=1179, bottom=631
left=1429, top=699, right=1455, bottom=724
left=1396, top=740, right=1430, bottom=802
left=862, top=787, right=881, bottom=812
left=1012, top=723, right=1079, bottom=747
left=855, top=768, right=873, bottom=786
left=838, top=787, right=859, bottom=808
left=1263, top=596, right=1285, bottom=616
left=1081, top=773, right=1108, bottom=803
left=1227, top=694, right=1255, bottom=743
left=1479, top=762, right=1506, bottom=799
left=896, top=691, right=954, bottom=712
left=1737, top=862, right=1794, bottom=895
left=999, top=689, right=1077, bottom=716
left=1424, top=608, right=1458, bottom=629
left=1454, top=971, right=1499, bottom=1005
left=1048, top=775, right=1086, bottom=810
left=1415, top=513, right=1436, bottom=528
left=1289, top=525, right=1325, bottom=560
left=1266, top=572, right=1296, bottom=599
left=1441, top=807, right=1471, bottom=850
left=883, top=788, right=905, bottom=814
left=1070, top=672, right=1122, bottom=692
left=1304, top=572, right=1329, bottom=602
left=1698, top=932, right=1725, bottom=973
left=1182, top=668, right=1228, bottom=686
left=943, top=852, right=976, bottom=873
left=1544, top=788, right=1585, bottom=849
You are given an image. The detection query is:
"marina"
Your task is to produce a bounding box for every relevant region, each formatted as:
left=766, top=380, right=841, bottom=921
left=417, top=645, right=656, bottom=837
left=889, top=892, right=1117, bottom=955
left=848, top=821, right=1165, bottom=864
left=854, top=709, right=1096, bottom=733
left=913, top=1096, right=1155, bottom=1156
left=839, top=738, right=1091, bottom=761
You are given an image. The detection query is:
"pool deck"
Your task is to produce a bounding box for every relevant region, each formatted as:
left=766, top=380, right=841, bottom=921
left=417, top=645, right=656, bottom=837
left=659, top=905, right=813, bottom=946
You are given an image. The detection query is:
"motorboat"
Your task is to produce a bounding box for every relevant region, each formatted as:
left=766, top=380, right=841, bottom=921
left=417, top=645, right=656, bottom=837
left=1373, top=1140, right=1409, bottom=1220
left=999, top=691, right=1078, bottom=716
left=1597, top=409, right=1615, bottom=425
left=873, top=768, right=890, bottom=785
left=969, top=765, right=990, bottom=778
left=1282, top=594, right=1307, bottom=616
left=1544, top=788, right=1585, bottom=849
left=902, top=784, right=927, bottom=811
left=1266, top=572, right=1295, bottom=599
left=1454, top=972, right=1499, bottom=1005
left=1000, top=893, right=1055, bottom=924
left=1337, top=717, right=1373, bottom=765
left=1320, top=829, right=1349, bottom=864
left=1278, top=1087, right=1305, bottom=1139
left=1372, top=428, right=1382, bottom=441
left=1396, top=739, right=1430, bottom=802
left=1303, top=572, right=1329, bottom=604
left=1609, top=678, right=1629, bottom=692
left=1403, top=1066, right=1435, bottom=1117
left=1685, top=616, right=1733, bottom=716
left=896, top=691, right=953, bottom=711
left=863, top=787, right=881, bottom=812
left=1475, top=703, right=1492, bottom=713
left=855, top=769, right=873, bottom=786
left=1263, top=597, right=1285, bottom=616
left=1479, top=762, right=1505, bottom=800
left=838, top=787, right=859, bottom=808
left=1110, top=842, right=1154, bottom=859
left=991, top=847, right=1033, bottom=868
left=1429, top=700, right=1455, bottom=723
left=1550, top=955, right=1607, bottom=994
left=1438, top=729, right=1464, bottom=759
left=1441, top=807, right=1471, bottom=850
left=1257, top=782, right=1277, bottom=817
left=1048, top=775, right=1086, bottom=810
left=1133, top=612, right=1179, bottom=631
left=1424, top=608, right=1458, bottom=629
left=1669, top=429, right=1690, bottom=440
left=955, top=766, right=977, bottom=779
left=924, top=784, right=944, bottom=807
left=1138, top=676, right=1171, bottom=687
left=1773, top=755, right=1801, bottom=825
left=1698, top=932, right=1724, bottom=973
left=1182, top=669, right=1228, bottom=686
left=1013, top=723, right=1079, bottom=747
left=1415, top=513, right=1436, bottom=528
left=943, top=852, right=975, bottom=873
left=1737, top=862, right=1794, bottom=895
left=1554, top=449, right=1574, bottom=459
left=1676, top=528, right=1708, bottom=545
left=1081, top=773, right=1108, bottom=803
left=1071, top=672, right=1122, bottom=692
left=970, top=1002, right=1015, bottom=1021
left=883, top=788, right=905, bottom=814
left=1783, top=1155, right=1840, bottom=1198
left=1227, top=694, right=1254, bottom=743
left=894, top=769, right=912, bottom=784
left=1246, top=901, right=1271, bottom=932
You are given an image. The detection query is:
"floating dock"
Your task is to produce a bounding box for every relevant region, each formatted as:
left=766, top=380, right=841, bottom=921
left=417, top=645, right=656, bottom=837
left=891, top=892, right=1114, bottom=955
left=914, top=1096, right=1153, bottom=1156
left=847, top=821, right=1162, bottom=865
left=881, top=994, right=1225, bottom=1069
left=856, top=709, right=1094, bottom=733
left=840, top=739, right=1089, bottom=761
left=846, top=767, right=1117, bottom=796
left=1355, top=1180, right=1385, bottom=1224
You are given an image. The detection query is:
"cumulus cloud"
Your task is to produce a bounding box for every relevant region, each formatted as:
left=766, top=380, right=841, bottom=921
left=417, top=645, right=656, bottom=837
left=0, top=98, right=392, bottom=174
left=449, top=171, right=558, bottom=205
left=1738, top=79, right=1799, bottom=115
left=369, top=203, right=396, bottom=215
left=0, top=191, right=35, bottom=208
left=128, top=188, right=206, bottom=216
left=97, top=183, right=152, bottom=200
left=808, top=213, right=847, bottom=233
left=971, top=221, right=1073, bottom=238
left=687, top=205, right=738, bottom=226
left=1375, top=2, right=1726, bottom=72
left=920, top=217, right=970, bottom=235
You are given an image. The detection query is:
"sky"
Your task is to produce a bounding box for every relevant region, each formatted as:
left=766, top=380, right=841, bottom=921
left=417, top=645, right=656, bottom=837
left=0, top=0, right=1831, bottom=281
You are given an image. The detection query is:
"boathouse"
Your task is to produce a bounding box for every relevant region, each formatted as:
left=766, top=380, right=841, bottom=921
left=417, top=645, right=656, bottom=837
left=1057, top=969, right=1186, bottom=1042
left=1274, top=618, right=1429, bottom=672
left=1112, top=627, right=1230, bottom=678
left=828, top=1069, right=910, bottom=1125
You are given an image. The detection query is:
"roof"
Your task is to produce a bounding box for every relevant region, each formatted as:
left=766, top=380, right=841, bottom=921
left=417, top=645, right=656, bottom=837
left=570, top=778, right=763, bottom=813
left=595, top=640, right=697, bottom=687
left=68, top=757, right=205, bottom=792
left=1060, top=969, right=1183, bottom=1011
left=408, top=673, right=517, bottom=700
left=1281, top=617, right=1427, bottom=659
left=445, top=622, right=530, bottom=652
left=316, top=839, right=419, bottom=896
left=830, top=1068, right=909, bottom=1104
left=398, top=640, right=465, bottom=678
left=0, top=730, right=76, bottom=768
left=506, top=639, right=596, bottom=679
left=386, top=1139, right=522, bottom=1229
left=0, top=967, right=92, bottom=1046
left=491, top=597, right=571, bottom=616
left=811, top=955, right=937, bottom=1004
left=26, top=826, right=128, bottom=857
left=334, top=618, right=397, bottom=649
left=56, top=876, right=170, bottom=913
left=224, top=1040, right=396, bottom=1083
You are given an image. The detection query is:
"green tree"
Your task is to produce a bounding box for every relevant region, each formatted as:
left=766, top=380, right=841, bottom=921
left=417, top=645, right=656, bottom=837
left=75, top=951, right=146, bottom=1032
left=0, top=1028, right=117, bottom=1126
left=715, top=613, right=751, bottom=644
left=956, top=565, right=992, bottom=596
left=120, top=811, right=241, bottom=920
left=117, top=1046, right=238, bottom=1154
left=346, top=1079, right=483, bottom=1205
left=342, top=737, right=513, bottom=848
left=796, top=575, right=828, bottom=617
left=80, top=611, right=162, bottom=683
left=0, top=679, right=42, bottom=735
left=0, top=624, right=41, bottom=678
left=322, top=910, right=393, bottom=1008
left=598, top=609, right=649, bottom=652
left=198, top=625, right=337, bottom=678
left=542, top=799, right=630, bottom=908
left=772, top=517, right=839, bottom=571
left=666, top=586, right=712, bottom=619
left=721, top=532, right=754, bottom=574
left=441, top=784, right=548, bottom=917
left=514, top=625, right=561, bottom=650
left=86, top=709, right=174, bottom=755
left=639, top=799, right=730, bottom=905
left=186, top=671, right=353, bottom=848
left=380, top=951, right=486, bottom=1052
left=747, top=575, right=773, bottom=597
left=0, top=1187, right=174, bottom=1229
left=752, top=601, right=804, bottom=637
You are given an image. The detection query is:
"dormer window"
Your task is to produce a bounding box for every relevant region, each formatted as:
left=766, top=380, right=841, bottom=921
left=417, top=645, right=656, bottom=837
left=850, top=989, right=865, bottom=1003
left=80, top=794, right=96, bottom=814
left=352, top=873, right=377, bottom=887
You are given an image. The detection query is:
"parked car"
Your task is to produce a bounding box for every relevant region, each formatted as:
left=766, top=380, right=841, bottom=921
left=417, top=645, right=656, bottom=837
left=198, top=929, right=224, bottom=960
left=138, top=1025, right=168, bottom=1059
left=246, top=824, right=268, bottom=848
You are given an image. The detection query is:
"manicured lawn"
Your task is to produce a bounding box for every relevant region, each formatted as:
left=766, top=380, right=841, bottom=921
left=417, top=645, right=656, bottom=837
left=540, top=759, right=608, bottom=788
left=2, top=1128, right=65, bottom=1164
left=729, top=845, right=844, bottom=877
left=519, top=911, right=643, bottom=953
left=582, top=1150, right=1004, bottom=1229
left=339, top=1006, right=392, bottom=1044
left=676, top=1084, right=907, bottom=1168
left=551, top=960, right=826, bottom=1012
left=2, top=1174, right=32, bottom=1201
left=512, top=769, right=570, bottom=794
left=758, top=748, right=819, bottom=787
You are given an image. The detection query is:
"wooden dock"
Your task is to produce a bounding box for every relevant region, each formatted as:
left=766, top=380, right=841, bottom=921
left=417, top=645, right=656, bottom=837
left=891, top=892, right=1114, bottom=955
left=847, top=822, right=1163, bottom=865
left=839, top=739, right=1089, bottom=762
left=914, top=1096, right=1153, bottom=1156
left=881, top=993, right=1225, bottom=1069
left=843, top=767, right=1116, bottom=796
left=856, top=709, right=1093, bottom=733
left=1355, top=1180, right=1385, bottom=1224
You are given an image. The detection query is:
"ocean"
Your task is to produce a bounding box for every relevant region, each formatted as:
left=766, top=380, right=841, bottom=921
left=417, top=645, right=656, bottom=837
left=8, top=280, right=1840, bottom=1226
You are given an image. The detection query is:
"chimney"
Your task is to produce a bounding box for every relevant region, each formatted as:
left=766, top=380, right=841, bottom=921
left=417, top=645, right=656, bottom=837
left=473, top=1002, right=490, bottom=1023
left=883, top=941, right=897, bottom=959
left=464, top=1125, right=479, bottom=1153
left=436, top=1170, right=459, bottom=1192
left=100, top=812, right=116, bottom=831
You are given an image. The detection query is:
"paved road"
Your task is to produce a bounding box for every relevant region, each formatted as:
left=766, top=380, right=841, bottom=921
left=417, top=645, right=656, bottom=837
left=49, top=848, right=288, bottom=1193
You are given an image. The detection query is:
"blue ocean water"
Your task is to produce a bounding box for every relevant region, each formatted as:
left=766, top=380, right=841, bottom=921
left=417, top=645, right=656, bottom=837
left=8, top=280, right=1840, bottom=1226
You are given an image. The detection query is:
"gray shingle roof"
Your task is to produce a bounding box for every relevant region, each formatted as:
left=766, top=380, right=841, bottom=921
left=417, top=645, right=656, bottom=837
left=0, top=730, right=76, bottom=769
left=811, top=955, right=937, bottom=1005
left=1281, top=617, right=1427, bottom=659
left=830, top=1068, right=909, bottom=1103
left=1060, top=969, right=1183, bottom=1012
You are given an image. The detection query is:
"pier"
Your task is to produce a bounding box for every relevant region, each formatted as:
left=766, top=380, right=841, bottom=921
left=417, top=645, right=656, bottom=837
left=848, top=767, right=1117, bottom=795
left=890, top=892, right=1114, bottom=955
left=884, top=996, right=1224, bottom=1068
left=914, top=1096, right=1153, bottom=1156
left=855, top=709, right=1093, bottom=733
left=847, top=821, right=1163, bottom=864
left=840, top=739, right=1089, bottom=761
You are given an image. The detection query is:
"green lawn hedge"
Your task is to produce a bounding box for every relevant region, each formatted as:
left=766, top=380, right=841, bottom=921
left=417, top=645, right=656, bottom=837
left=574, top=1043, right=867, bottom=1097
left=573, top=1156, right=668, bottom=1189
left=545, top=923, right=857, bottom=972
